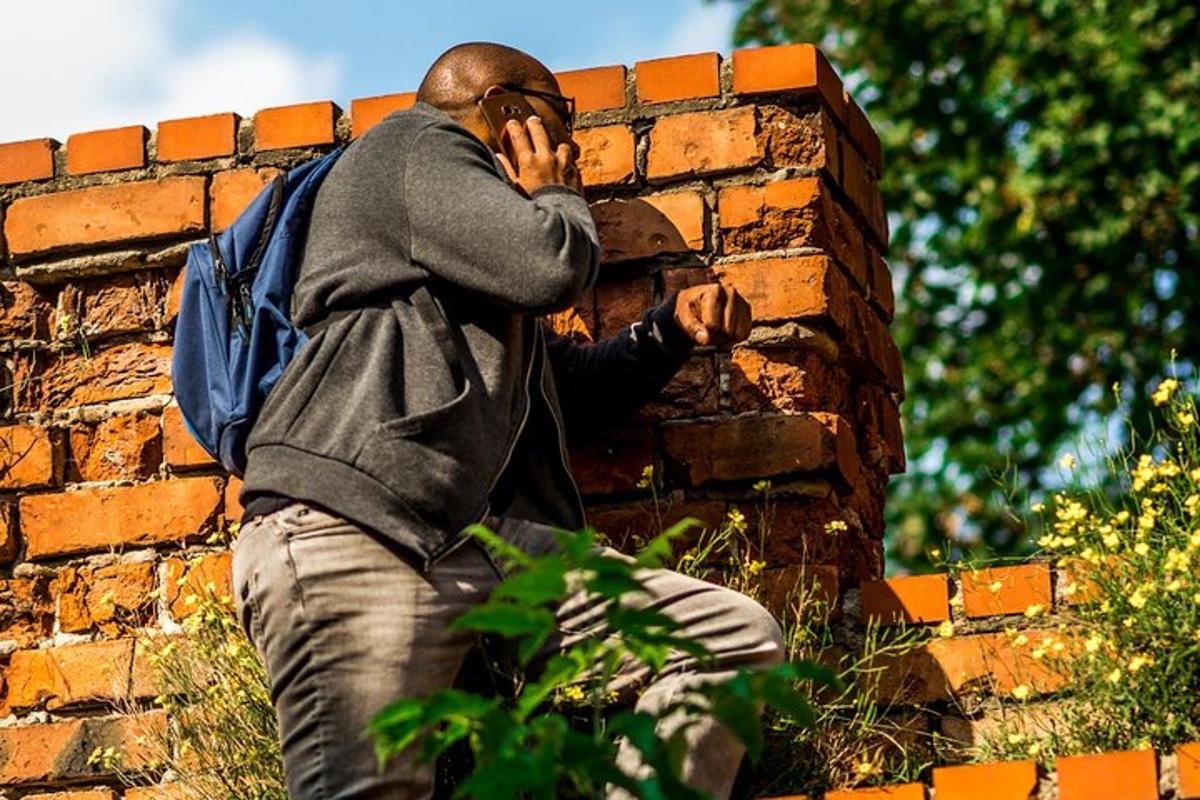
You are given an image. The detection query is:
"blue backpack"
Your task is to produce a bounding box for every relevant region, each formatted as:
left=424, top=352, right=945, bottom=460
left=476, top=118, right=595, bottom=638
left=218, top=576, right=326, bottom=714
left=171, top=146, right=463, bottom=477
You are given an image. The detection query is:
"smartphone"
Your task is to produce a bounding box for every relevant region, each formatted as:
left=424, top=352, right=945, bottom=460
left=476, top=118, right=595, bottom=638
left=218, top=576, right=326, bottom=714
left=479, top=91, right=559, bottom=160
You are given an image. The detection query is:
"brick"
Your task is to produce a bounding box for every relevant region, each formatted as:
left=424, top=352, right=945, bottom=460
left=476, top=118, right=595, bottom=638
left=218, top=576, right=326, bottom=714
left=824, top=786, right=925, bottom=800
left=873, top=630, right=1069, bottom=704
left=730, top=347, right=849, bottom=415
left=25, top=791, right=116, bottom=800
left=0, top=711, right=165, bottom=784
left=545, top=292, right=598, bottom=344
left=10, top=342, right=172, bottom=412
left=166, top=264, right=186, bottom=325
left=574, top=125, right=635, bottom=187
left=634, top=355, right=720, bottom=422
left=711, top=255, right=853, bottom=333
left=1178, top=742, right=1200, bottom=799
left=843, top=143, right=886, bottom=244
left=569, top=426, right=655, bottom=495
left=57, top=269, right=168, bottom=341
left=124, top=785, right=189, bottom=800
left=66, top=125, right=147, bottom=175
left=868, top=248, right=895, bottom=322
left=844, top=91, right=883, bottom=174
left=717, top=177, right=868, bottom=290
left=66, top=411, right=161, bottom=482
left=225, top=475, right=245, bottom=522
left=55, top=562, right=156, bottom=634
left=19, top=476, right=223, bottom=559
left=932, top=760, right=1037, bottom=799
left=731, top=43, right=844, bottom=117
left=760, top=104, right=840, bottom=175
left=758, top=563, right=839, bottom=622
left=646, top=107, right=762, bottom=182
left=555, top=65, right=627, bottom=112
left=351, top=92, right=417, bottom=138
left=0, top=574, right=56, bottom=646
left=5, top=639, right=136, bottom=710
left=4, top=177, right=206, bottom=259
left=210, top=166, right=282, bottom=231
left=860, top=574, right=949, bottom=625
left=163, top=403, right=216, bottom=468
left=594, top=274, right=655, bottom=338
left=254, top=100, right=338, bottom=151
left=0, top=138, right=56, bottom=185
left=156, top=112, right=237, bottom=161
left=940, top=702, right=1067, bottom=750
left=0, top=280, right=55, bottom=339
left=592, top=190, right=706, bottom=263
left=1056, top=749, right=1158, bottom=800
left=586, top=498, right=728, bottom=553
left=662, top=412, right=859, bottom=487
left=844, top=291, right=904, bottom=396
left=0, top=424, right=60, bottom=489
left=960, top=564, right=1052, bottom=618
left=0, top=501, right=16, bottom=564
left=635, top=52, right=720, bottom=103
left=165, top=551, right=233, bottom=618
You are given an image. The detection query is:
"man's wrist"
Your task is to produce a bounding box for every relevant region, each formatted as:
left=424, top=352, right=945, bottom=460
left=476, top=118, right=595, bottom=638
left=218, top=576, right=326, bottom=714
left=647, top=291, right=697, bottom=355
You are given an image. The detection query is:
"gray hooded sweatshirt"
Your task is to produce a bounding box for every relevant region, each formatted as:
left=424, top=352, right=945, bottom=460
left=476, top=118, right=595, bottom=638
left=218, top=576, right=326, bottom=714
left=238, top=99, right=696, bottom=570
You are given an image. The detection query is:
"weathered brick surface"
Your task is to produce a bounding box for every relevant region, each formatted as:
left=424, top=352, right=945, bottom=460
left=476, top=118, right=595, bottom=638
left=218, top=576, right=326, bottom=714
left=351, top=92, right=416, bottom=138
left=594, top=275, right=656, bottom=338
left=0, top=711, right=165, bottom=784
left=646, top=106, right=762, bottom=181
left=959, top=564, right=1053, bottom=618
left=661, top=412, right=859, bottom=487
left=635, top=52, right=720, bottom=103
left=57, top=269, right=169, bottom=341
left=586, top=498, right=728, bottom=552
left=254, top=100, right=337, bottom=151
left=731, top=43, right=844, bottom=118
left=10, top=342, right=172, bottom=412
left=860, top=574, right=950, bottom=625
left=1056, top=749, right=1158, bottom=800
left=823, top=785, right=926, bottom=799
left=592, top=190, right=706, bottom=263
left=0, top=424, right=61, bottom=489
left=19, top=476, right=223, bottom=559
left=4, top=177, right=205, bottom=259
left=0, top=574, right=56, bottom=646
left=843, top=92, right=883, bottom=174
left=65, top=411, right=162, bottom=482
left=931, top=760, right=1038, bottom=800
left=1179, top=742, right=1200, bottom=799
left=555, top=65, right=627, bottom=112
left=210, top=166, right=282, bottom=231
left=225, top=474, right=245, bottom=522
left=164, top=551, right=233, bottom=618
left=0, top=138, right=56, bottom=185
left=574, top=125, right=635, bottom=186
left=759, top=104, right=840, bottom=176
left=0, top=501, right=17, bottom=564
left=0, top=280, right=55, bottom=339
left=569, top=426, right=655, bottom=495
left=162, top=402, right=216, bottom=468
left=708, top=255, right=853, bottom=333
left=633, top=355, right=720, bottom=422
left=66, top=125, right=147, bottom=175
left=24, top=791, right=116, bottom=800
left=730, top=347, right=849, bottom=416
left=51, top=561, right=156, bottom=634
left=5, top=638, right=137, bottom=711
left=156, top=113, right=237, bottom=162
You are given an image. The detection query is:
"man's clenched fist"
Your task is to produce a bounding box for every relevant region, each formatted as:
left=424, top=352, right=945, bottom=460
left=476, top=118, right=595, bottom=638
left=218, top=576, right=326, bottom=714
left=673, top=284, right=752, bottom=347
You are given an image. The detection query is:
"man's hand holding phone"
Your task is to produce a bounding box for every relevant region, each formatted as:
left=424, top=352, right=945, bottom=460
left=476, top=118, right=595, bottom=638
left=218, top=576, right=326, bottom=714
left=495, top=115, right=583, bottom=198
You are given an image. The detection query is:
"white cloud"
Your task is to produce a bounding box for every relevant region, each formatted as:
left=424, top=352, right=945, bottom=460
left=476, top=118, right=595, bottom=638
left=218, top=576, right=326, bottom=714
left=0, top=0, right=343, bottom=143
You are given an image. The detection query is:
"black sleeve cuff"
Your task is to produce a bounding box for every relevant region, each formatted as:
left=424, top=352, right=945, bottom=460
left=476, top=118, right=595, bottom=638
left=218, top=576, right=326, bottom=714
left=646, top=290, right=697, bottom=356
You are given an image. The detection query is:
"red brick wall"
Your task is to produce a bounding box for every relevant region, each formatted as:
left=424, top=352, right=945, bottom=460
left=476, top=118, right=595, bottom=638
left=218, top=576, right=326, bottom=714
left=0, top=43, right=902, bottom=794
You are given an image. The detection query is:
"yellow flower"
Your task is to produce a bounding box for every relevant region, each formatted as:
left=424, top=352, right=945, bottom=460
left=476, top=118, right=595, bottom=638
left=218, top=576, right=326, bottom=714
left=936, top=620, right=955, bottom=638
left=1013, top=633, right=1030, bottom=647
left=1128, top=654, right=1154, bottom=673
left=1102, top=531, right=1120, bottom=549
left=1028, top=742, right=1042, bottom=756
left=1152, top=377, right=1179, bottom=406
left=752, top=479, right=771, bottom=493
left=746, top=560, right=766, bottom=577
left=1023, top=603, right=1045, bottom=618
left=1032, top=502, right=1046, bottom=514
left=1059, top=453, right=1077, bottom=470
left=824, top=519, right=848, bottom=535
left=1107, top=667, right=1122, bottom=683
left=1085, top=634, right=1104, bottom=654
left=725, top=506, right=747, bottom=534
left=1007, top=732, right=1026, bottom=745
left=636, top=464, right=655, bottom=489
left=1011, top=684, right=1031, bottom=701
left=1134, top=542, right=1150, bottom=556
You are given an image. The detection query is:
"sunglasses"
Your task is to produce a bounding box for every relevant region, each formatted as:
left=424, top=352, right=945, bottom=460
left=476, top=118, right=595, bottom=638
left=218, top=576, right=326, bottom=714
left=493, top=83, right=577, bottom=136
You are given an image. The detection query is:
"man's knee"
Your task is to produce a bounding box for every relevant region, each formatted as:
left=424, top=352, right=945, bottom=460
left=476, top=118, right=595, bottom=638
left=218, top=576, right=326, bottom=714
left=715, top=587, right=787, bottom=667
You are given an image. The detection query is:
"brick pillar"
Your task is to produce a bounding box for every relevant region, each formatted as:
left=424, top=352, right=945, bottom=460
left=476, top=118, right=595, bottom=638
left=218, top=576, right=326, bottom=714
left=0, top=42, right=903, bottom=794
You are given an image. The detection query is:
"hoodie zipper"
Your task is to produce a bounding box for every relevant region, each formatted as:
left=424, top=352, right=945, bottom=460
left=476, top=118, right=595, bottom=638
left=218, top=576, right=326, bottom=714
left=534, top=320, right=586, bottom=527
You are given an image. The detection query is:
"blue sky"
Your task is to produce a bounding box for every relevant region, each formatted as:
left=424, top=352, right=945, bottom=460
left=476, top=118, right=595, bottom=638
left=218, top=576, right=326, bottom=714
left=2, top=0, right=745, bottom=143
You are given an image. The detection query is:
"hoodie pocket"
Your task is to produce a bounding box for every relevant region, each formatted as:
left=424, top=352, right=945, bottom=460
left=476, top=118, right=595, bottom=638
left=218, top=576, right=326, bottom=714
left=353, top=373, right=488, bottom=532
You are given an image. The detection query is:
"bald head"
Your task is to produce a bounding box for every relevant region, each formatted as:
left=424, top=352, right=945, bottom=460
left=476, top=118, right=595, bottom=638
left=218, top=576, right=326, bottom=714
left=416, top=41, right=558, bottom=121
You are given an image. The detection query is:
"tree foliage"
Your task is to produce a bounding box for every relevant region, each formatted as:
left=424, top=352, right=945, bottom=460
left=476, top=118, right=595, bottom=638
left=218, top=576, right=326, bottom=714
left=730, top=0, right=1200, bottom=566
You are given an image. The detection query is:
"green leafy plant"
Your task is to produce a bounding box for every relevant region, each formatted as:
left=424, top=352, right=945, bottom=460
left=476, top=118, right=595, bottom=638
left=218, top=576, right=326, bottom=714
left=369, top=517, right=839, bottom=800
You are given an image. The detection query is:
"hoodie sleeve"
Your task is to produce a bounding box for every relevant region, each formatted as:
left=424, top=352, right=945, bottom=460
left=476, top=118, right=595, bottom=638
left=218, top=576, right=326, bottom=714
left=544, top=289, right=697, bottom=442
left=404, top=120, right=601, bottom=315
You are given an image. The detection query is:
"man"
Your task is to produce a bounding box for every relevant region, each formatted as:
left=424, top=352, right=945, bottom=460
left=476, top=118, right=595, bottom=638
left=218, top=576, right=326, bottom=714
left=231, top=41, right=784, bottom=800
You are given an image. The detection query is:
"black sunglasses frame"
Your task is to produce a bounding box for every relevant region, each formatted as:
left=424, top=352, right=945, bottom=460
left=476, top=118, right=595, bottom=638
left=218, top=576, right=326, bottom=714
left=493, top=83, right=577, bottom=135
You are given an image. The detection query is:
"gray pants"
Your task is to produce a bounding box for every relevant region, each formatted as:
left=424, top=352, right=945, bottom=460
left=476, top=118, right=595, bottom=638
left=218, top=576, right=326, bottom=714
left=231, top=500, right=785, bottom=799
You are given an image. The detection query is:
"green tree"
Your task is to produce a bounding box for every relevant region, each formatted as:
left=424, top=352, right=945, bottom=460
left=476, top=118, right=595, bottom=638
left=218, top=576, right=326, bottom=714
left=730, top=0, right=1200, bottom=567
